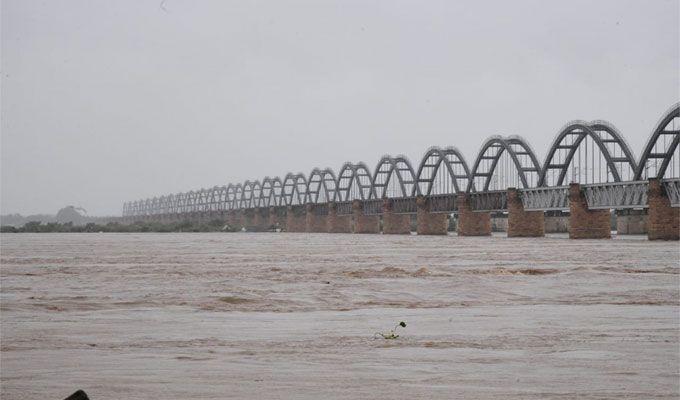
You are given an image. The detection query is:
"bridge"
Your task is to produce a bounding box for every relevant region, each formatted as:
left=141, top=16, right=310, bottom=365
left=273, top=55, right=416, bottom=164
left=123, top=103, right=680, bottom=240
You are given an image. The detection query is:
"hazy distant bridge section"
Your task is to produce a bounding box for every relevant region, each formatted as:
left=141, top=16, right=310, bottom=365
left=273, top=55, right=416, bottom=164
left=123, top=103, right=680, bottom=240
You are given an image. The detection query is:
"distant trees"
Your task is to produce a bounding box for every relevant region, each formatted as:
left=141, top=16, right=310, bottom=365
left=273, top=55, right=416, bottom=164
left=0, top=219, right=240, bottom=233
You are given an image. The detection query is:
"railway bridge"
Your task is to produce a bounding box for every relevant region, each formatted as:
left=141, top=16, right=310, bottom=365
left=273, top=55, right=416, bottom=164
left=123, top=103, right=680, bottom=240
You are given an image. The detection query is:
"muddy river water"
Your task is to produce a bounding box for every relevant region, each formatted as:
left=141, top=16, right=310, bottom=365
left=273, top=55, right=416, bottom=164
left=1, top=233, right=678, bottom=399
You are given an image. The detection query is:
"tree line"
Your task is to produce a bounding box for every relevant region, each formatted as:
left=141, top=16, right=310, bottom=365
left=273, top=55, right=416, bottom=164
left=0, top=220, right=242, bottom=233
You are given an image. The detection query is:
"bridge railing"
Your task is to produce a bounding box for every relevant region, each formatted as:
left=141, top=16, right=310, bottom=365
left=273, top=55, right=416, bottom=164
left=470, top=191, right=507, bottom=212
left=521, top=186, right=570, bottom=211
left=392, top=197, right=418, bottom=214
left=311, top=204, right=329, bottom=216
left=362, top=199, right=384, bottom=215
left=581, top=180, right=648, bottom=210
left=335, top=201, right=353, bottom=216
left=429, top=194, right=457, bottom=213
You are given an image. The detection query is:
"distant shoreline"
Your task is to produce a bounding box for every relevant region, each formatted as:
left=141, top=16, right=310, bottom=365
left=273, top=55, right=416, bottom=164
left=1, top=220, right=245, bottom=233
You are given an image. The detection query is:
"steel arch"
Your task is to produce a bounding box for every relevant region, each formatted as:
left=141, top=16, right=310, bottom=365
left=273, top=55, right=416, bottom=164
left=239, top=180, right=262, bottom=209
left=467, top=135, right=542, bottom=192
left=185, top=190, right=198, bottom=213
left=196, top=189, right=209, bottom=212
left=282, top=173, right=308, bottom=206
left=260, top=177, right=284, bottom=207
left=175, top=192, right=186, bottom=213
left=336, top=162, right=374, bottom=201
left=225, top=184, right=240, bottom=210
left=165, top=194, right=175, bottom=214
left=307, top=168, right=338, bottom=203
left=372, top=155, right=417, bottom=199
left=415, top=146, right=471, bottom=195
left=149, top=197, right=157, bottom=215
left=635, top=103, right=680, bottom=180
left=539, top=121, right=637, bottom=186
left=213, top=186, right=227, bottom=211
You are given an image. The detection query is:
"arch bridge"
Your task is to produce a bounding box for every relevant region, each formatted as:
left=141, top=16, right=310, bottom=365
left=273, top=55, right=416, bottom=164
left=123, top=104, right=680, bottom=240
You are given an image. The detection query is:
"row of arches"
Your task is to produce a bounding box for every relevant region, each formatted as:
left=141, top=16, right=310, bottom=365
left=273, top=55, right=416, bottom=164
left=124, top=103, right=679, bottom=216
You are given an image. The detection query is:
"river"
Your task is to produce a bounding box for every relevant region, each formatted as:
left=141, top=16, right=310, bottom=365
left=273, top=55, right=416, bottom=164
left=1, top=233, right=678, bottom=399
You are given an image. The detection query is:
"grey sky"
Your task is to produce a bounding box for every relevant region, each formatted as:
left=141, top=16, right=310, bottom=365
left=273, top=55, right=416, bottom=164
left=1, top=0, right=678, bottom=216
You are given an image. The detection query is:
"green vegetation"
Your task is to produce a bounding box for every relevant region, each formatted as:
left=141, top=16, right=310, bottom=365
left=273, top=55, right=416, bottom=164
left=0, top=219, right=241, bottom=233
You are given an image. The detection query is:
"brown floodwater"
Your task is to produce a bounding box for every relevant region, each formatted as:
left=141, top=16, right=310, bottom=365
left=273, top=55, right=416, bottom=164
left=1, top=232, right=678, bottom=399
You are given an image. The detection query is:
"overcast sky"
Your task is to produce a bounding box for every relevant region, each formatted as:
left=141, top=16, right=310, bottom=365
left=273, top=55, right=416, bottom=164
left=1, top=0, right=678, bottom=216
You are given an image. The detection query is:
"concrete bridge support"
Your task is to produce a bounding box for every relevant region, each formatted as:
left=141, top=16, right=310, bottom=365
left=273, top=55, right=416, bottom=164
left=328, top=203, right=351, bottom=233
left=268, top=206, right=286, bottom=231
left=568, top=183, right=610, bottom=239
left=203, top=211, right=224, bottom=226
left=615, top=209, right=647, bottom=235
left=256, top=208, right=270, bottom=231
left=647, top=179, right=680, bottom=240
left=456, top=194, right=491, bottom=236
left=381, top=199, right=411, bottom=234
left=507, top=188, right=544, bottom=237
left=352, top=200, right=380, bottom=233
left=286, top=205, right=307, bottom=232
left=242, top=208, right=269, bottom=232
left=305, top=204, right=328, bottom=233
left=227, top=210, right=243, bottom=230
left=416, top=196, right=448, bottom=235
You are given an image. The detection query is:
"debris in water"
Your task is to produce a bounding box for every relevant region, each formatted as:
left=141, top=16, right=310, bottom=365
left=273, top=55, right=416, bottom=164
left=375, top=321, right=407, bottom=340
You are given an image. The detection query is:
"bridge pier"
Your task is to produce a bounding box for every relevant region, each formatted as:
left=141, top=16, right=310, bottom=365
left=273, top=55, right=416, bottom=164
left=268, top=206, right=286, bottom=231
left=507, top=188, right=544, bottom=237
left=615, top=209, right=647, bottom=235
left=416, top=196, right=448, bottom=235
left=227, top=210, right=243, bottom=230
left=568, top=183, right=611, bottom=239
left=328, top=203, right=351, bottom=233
left=242, top=208, right=268, bottom=232
left=352, top=200, right=380, bottom=233
left=305, top=204, right=328, bottom=232
left=286, top=205, right=307, bottom=232
left=647, top=179, right=679, bottom=240
left=382, top=199, right=411, bottom=234
left=206, top=211, right=223, bottom=226
left=456, top=193, right=491, bottom=236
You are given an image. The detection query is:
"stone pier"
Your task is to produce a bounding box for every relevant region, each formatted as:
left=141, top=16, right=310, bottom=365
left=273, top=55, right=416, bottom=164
left=286, top=205, right=307, bottom=232
left=647, top=178, right=680, bottom=240
left=381, top=198, right=411, bottom=234
left=242, top=208, right=269, bottom=232
left=568, top=183, right=610, bottom=239
left=305, top=204, right=328, bottom=233
left=268, top=206, right=286, bottom=231
left=226, top=210, right=243, bottom=230
left=416, top=196, right=448, bottom=235
left=507, top=188, right=544, bottom=237
left=327, top=203, right=351, bottom=233
left=352, top=200, right=380, bottom=233
left=456, top=193, right=491, bottom=236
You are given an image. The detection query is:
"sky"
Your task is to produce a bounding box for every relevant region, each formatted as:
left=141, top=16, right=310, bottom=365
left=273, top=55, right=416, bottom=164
left=1, top=0, right=678, bottom=216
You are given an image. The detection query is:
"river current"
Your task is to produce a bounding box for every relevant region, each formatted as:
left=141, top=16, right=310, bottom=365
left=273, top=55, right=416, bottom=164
left=1, top=233, right=678, bottom=399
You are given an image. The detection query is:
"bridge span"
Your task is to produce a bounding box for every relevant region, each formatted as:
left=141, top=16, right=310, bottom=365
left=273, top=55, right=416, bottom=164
left=123, top=104, right=680, bottom=240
